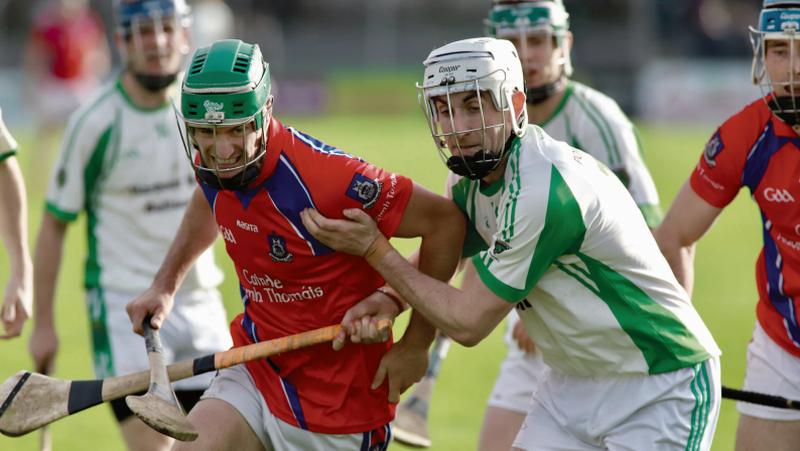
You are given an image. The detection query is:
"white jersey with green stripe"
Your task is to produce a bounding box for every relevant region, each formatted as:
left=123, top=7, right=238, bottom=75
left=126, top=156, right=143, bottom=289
left=539, top=81, right=662, bottom=227
left=45, top=77, right=223, bottom=293
left=447, top=125, right=719, bottom=376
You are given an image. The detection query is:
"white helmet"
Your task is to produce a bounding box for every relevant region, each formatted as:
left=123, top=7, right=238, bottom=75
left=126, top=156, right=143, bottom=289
left=417, top=37, right=527, bottom=180
left=751, top=0, right=800, bottom=127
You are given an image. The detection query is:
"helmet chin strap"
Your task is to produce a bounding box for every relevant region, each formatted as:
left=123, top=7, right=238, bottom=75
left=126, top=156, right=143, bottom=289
left=768, top=95, right=800, bottom=127
left=197, top=163, right=262, bottom=190
left=446, top=134, right=517, bottom=180
left=526, top=75, right=566, bottom=105
left=133, top=72, right=179, bottom=92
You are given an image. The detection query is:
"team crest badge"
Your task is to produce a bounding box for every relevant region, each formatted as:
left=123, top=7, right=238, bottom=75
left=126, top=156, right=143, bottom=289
left=346, top=173, right=382, bottom=209
left=203, top=100, right=225, bottom=123
left=493, top=240, right=511, bottom=255
left=703, top=130, right=724, bottom=168
left=268, top=232, right=293, bottom=262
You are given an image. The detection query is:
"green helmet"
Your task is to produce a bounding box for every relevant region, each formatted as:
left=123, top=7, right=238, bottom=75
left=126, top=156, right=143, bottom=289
left=177, top=39, right=272, bottom=190
left=485, top=1, right=572, bottom=77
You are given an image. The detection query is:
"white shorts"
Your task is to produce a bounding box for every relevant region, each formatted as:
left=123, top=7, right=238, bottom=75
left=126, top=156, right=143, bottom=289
left=88, top=288, right=232, bottom=391
left=512, top=357, right=721, bottom=451
left=201, top=364, right=392, bottom=451
left=738, top=322, right=800, bottom=421
left=488, top=311, right=550, bottom=414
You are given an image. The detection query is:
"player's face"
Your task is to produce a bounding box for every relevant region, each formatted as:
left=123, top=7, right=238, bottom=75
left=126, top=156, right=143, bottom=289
left=124, top=16, right=189, bottom=76
left=433, top=90, right=507, bottom=157
left=507, top=30, right=564, bottom=89
left=192, top=123, right=262, bottom=178
left=765, top=39, right=800, bottom=96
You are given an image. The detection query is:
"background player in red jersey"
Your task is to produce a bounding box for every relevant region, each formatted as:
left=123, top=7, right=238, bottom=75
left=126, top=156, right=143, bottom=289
left=656, top=1, right=800, bottom=450
left=126, top=39, right=464, bottom=451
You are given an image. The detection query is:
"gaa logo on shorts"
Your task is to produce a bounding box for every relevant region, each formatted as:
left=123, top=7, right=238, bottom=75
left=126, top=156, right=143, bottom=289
left=703, top=130, right=724, bottom=168
left=346, top=173, right=382, bottom=209
left=268, top=232, right=293, bottom=262
left=763, top=187, right=795, bottom=203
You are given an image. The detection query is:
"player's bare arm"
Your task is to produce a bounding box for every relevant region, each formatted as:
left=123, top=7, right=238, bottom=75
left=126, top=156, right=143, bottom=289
left=126, top=187, right=219, bottom=334
left=301, top=207, right=511, bottom=346
left=28, top=211, right=68, bottom=370
left=0, top=157, right=32, bottom=339
left=654, top=180, right=722, bottom=298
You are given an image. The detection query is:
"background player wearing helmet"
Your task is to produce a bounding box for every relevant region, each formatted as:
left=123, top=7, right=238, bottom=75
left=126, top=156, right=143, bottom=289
left=302, top=36, right=721, bottom=451
left=0, top=107, right=32, bottom=340
left=656, top=1, right=800, bottom=449
left=28, top=2, right=233, bottom=450
left=125, top=38, right=464, bottom=451
left=393, top=2, right=664, bottom=449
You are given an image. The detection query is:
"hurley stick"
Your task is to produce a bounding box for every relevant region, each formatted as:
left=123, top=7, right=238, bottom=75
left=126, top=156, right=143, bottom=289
left=125, top=319, right=197, bottom=441
left=0, top=320, right=391, bottom=437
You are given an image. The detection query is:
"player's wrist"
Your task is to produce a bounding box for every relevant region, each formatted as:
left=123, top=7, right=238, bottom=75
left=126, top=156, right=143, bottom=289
left=375, top=286, right=406, bottom=313
left=364, top=233, right=391, bottom=266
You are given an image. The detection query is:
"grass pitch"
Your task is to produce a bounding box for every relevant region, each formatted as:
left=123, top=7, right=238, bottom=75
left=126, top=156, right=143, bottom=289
left=0, top=113, right=759, bottom=450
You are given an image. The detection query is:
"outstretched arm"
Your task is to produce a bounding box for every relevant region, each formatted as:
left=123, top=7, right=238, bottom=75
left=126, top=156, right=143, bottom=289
left=301, top=208, right=512, bottom=347
left=0, top=156, right=32, bottom=339
left=126, top=187, right=219, bottom=334
left=653, top=179, right=722, bottom=298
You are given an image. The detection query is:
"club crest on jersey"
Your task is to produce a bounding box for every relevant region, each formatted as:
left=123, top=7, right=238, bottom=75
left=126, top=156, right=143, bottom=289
left=703, top=130, right=724, bottom=168
left=493, top=240, right=511, bottom=255
left=268, top=232, right=293, bottom=262
left=346, top=173, right=382, bottom=209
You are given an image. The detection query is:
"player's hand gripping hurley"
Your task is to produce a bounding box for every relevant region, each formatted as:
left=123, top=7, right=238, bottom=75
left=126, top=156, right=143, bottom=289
left=0, top=320, right=391, bottom=437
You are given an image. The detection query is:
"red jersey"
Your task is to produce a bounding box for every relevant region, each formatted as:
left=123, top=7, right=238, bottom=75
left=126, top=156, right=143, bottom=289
left=691, top=96, right=800, bottom=358
left=198, top=118, right=413, bottom=433
left=31, top=7, right=105, bottom=80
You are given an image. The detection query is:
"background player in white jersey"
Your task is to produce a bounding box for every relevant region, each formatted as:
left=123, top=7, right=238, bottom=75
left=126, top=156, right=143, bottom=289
left=0, top=107, right=32, bottom=339
left=392, top=1, right=664, bottom=449
left=302, top=37, right=721, bottom=451
left=28, top=1, right=231, bottom=450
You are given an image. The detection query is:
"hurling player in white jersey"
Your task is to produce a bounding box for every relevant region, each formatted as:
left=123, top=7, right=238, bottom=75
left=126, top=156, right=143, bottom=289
left=29, top=1, right=231, bottom=450
left=301, top=37, right=721, bottom=450
left=392, top=2, right=664, bottom=449
left=0, top=107, right=32, bottom=340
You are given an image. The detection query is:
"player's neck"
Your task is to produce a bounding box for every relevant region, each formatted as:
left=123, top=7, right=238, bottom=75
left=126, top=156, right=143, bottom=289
left=121, top=72, right=172, bottom=109
left=526, top=87, right=567, bottom=125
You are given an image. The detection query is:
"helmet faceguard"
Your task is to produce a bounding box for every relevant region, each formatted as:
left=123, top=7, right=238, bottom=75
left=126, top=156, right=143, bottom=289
left=485, top=0, right=571, bottom=105
left=418, top=38, right=528, bottom=180
left=751, top=0, right=800, bottom=128
left=176, top=39, right=272, bottom=190
left=116, top=0, right=192, bottom=91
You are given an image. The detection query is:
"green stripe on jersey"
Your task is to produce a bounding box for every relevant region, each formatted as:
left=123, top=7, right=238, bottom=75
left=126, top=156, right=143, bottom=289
left=87, top=288, right=114, bottom=378
left=0, top=149, right=15, bottom=161
left=539, top=82, right=574, bottom=128
left=45, top=201, right=79, bottom=222
left=575, top=252, right=711, bottom=373
left=572, top=92, right=620, bottom=166
left=473, top=165, right=585, bottom=302
left=639, top=204, right=664, bottom=228
left=451, top=177, right=489, bottom=257
left=84, top=126, right=113, bottom=288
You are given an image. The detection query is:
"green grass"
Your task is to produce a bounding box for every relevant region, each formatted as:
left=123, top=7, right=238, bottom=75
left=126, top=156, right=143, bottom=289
left=0, top=115, right=759, bottom=450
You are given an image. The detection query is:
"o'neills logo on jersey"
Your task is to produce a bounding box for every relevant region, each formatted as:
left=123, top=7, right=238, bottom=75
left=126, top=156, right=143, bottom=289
left=241, top=270, right=324, bottom=304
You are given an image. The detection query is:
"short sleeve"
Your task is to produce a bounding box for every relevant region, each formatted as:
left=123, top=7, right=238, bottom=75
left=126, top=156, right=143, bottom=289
left=45, top=112, right=113, bottom=222
left=472, top=164, right=585, bottom=302
left=689, top=124, right=748, bottom=209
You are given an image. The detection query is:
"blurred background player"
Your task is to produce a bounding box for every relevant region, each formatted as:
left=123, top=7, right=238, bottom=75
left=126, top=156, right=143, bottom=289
left=0, top=107, right=32, bottom=340
left=28, top=1, right=232, bottom=450
left=125, top=38, right=463, bottom=450
left=23, top=0, right=110, bottom=175
left=656, top=1, right=800, bottom=450
left=392, top=1, right=664, bottom=449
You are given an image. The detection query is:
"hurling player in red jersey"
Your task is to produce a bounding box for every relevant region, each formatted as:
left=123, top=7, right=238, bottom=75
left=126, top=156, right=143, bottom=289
left=125, top=39, right=463, bottom=451
left=656, top=1, right=800, bottom=449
